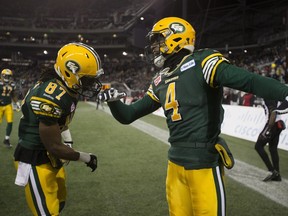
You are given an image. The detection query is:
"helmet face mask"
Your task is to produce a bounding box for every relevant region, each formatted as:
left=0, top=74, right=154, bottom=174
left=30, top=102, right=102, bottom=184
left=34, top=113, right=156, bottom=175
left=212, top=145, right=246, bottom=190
left=54, top=42, right=104, bottom=98
left=78, top=76, right=103, bottom=98
left=1, top=69, right=13, bottom=83
left=145, top=33, right=166, bottom=67
left=145, top=17, right=196, bottom=68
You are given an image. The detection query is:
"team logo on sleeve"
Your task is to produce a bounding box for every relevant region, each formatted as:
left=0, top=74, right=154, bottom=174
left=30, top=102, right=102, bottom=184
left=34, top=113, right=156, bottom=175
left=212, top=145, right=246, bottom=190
left=40, top=103, right=53, bottom=112
left=30, top=97, right=62, bottom=118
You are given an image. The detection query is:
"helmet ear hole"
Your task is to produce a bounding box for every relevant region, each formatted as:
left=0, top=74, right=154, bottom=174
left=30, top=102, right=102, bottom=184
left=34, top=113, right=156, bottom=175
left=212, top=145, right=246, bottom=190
left=173, top=37, right=181, bottom=42
left=65, top=71, right=71, bottom=78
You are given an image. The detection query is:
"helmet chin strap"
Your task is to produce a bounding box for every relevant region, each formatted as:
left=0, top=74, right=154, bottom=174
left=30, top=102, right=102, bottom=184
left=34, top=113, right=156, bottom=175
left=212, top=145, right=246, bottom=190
left=153, top=45, right=195, bottom=68
left=154, top=55, right=166, bottom=68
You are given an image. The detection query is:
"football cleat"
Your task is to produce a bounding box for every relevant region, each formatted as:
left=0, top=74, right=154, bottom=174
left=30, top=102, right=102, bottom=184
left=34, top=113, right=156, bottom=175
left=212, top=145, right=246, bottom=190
left=263, top=170, right=281, bottom=182
left=3, top=139, right=12, bottom=148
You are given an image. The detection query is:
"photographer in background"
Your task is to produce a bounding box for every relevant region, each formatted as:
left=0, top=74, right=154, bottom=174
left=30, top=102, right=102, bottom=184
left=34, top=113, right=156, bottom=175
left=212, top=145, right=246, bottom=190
left=255, top=99, right=285, bottom=182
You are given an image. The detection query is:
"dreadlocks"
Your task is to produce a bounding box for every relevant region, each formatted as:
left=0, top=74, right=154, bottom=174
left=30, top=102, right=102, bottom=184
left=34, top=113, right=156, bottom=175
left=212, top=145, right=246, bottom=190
left=39, top=67, right=59, bottom=82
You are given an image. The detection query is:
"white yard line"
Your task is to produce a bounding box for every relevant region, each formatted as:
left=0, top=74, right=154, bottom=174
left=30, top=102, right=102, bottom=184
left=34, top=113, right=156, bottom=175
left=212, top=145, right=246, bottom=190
left=226, top=160, right=288, bottom=208
left=89, top=102, right=288, bottom=208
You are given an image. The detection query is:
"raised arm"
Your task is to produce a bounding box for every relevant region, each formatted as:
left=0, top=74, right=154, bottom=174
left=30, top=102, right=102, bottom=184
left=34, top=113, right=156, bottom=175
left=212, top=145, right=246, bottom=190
left=107, top=94, right=161, bottom=124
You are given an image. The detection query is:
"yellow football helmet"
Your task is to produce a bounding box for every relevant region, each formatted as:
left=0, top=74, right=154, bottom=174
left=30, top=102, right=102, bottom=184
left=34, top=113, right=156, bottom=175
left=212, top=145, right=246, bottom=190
left=145, top=17, right=196, bottom=67
left=1, top=69, right=13, bottom=83
left=54, top=42, right=104, bottom=96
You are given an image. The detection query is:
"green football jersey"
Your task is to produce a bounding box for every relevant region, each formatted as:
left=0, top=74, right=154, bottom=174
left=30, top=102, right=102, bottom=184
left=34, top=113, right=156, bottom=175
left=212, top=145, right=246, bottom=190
left=18, top=78, right=78, bottom=150
left=145, top=48, right=288, bottom=168
left=109, top=48, right=288, bottom=169
left=0, top=80, right=16, bottom=106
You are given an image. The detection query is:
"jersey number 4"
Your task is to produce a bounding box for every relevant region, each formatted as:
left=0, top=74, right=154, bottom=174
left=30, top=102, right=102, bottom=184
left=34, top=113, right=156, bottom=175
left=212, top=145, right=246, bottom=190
left=165, top=82, right=182, bottom=122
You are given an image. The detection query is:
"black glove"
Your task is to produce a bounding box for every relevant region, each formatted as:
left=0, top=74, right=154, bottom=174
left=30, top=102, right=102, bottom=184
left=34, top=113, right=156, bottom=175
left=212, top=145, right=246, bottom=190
left=86, top=154, right=98, bottom=172
left=98, top=88, right=126, bottom=102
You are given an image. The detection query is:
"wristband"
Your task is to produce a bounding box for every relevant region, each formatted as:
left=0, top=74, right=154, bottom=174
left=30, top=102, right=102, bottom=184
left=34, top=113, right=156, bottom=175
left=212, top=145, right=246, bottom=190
left=61, top=129, right=72, bottom=142
left=78, top=152, right=90, bottom=163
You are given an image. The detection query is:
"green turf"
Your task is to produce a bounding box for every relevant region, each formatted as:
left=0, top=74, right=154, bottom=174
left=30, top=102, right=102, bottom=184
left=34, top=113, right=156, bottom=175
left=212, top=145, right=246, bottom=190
left=0, top=102, right=287, bottom=215
left=221, top=134, right=288, bottom=180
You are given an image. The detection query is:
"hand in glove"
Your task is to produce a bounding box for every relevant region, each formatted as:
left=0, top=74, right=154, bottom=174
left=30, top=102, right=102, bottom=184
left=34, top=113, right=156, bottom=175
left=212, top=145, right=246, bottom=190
left=86, top=154, right=98, bottom=172
left=98, top=88, right=126, bottom=102
left=78, top=152, right=98, bottom=172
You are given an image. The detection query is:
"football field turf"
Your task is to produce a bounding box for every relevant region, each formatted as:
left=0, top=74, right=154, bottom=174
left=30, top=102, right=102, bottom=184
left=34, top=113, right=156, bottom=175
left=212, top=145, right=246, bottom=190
left=0, top=102, right=287, bottom=216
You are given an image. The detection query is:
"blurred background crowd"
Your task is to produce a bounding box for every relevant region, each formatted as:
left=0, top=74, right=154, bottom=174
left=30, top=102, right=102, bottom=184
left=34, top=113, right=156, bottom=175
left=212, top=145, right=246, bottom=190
left=0, top=0, right=287, bottom=105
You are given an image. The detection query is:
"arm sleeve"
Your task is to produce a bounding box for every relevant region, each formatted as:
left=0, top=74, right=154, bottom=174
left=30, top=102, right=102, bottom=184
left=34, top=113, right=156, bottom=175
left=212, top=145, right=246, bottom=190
left=215, top=63, right=288, bottom=101
left=61, top=128, right=73, bottom=143
left=107, top=94, right=161, bottom=124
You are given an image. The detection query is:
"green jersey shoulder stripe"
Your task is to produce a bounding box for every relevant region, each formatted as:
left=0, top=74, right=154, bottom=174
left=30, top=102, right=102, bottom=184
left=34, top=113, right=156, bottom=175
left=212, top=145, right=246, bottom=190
left=202, top=53, right=230, bottom=87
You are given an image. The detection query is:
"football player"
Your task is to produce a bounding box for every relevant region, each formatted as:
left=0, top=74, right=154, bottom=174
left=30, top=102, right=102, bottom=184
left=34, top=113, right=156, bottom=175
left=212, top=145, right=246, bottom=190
left=0, top=68, right=20, bottom=147
left=14, top=42, right=103, bottom=216
left=99, top=17, right=288, bottom=216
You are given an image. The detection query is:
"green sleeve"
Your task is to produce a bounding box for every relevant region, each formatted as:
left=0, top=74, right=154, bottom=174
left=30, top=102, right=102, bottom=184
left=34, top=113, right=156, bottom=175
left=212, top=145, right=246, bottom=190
left=216, top=63, right=288, bottom=100
left=107, top=94, right=161, bottom=124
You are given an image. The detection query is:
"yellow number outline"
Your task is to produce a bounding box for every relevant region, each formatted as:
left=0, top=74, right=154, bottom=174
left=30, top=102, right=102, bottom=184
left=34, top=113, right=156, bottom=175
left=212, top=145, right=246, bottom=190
left=164, top=82, right=182, bottom=122
left=1, top=86, right=12, bottom=97
left=45, top=82, right=66, bottom=100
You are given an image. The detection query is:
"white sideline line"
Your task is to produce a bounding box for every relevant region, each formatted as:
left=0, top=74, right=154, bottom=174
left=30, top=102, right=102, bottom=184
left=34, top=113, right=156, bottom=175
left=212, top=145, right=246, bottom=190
left=88, top=102, right=288, bottom=208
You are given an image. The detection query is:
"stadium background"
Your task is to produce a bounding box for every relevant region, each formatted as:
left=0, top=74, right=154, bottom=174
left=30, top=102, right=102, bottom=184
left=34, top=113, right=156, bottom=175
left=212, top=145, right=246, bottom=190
left=0, top=0, right=288, bottom=215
